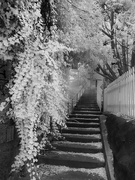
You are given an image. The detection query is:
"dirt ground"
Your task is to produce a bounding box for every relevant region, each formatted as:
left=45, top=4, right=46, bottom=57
left=105, top=113, right=135, bottom=180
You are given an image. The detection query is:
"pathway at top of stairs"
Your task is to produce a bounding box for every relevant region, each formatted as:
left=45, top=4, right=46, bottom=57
left=39, top=88, right=108, bottom=180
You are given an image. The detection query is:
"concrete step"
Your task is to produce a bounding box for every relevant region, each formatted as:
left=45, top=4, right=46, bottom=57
left=62, top=127, right=100, bottom=134
left=72, top=111, right=101, bottom=115
left=38, top=151, right=105, bottom=169
left=69, top=114, right=100, bottom=118
left=40, top=165, right=107, bottom=180
left=52, top=141, right=103, bottom=153
left=74, top=107, right=100, bottom=111
left=66, top=122, right=100, bottom=128
left=76, top=106, right=99, bottom=109
left=77, top=103, right=98, bottom=105
left=68, top=117, right=100, bottom=123
left=62, top=133, right=102, bottom=143
left=78, top=102, right=98, bottom=106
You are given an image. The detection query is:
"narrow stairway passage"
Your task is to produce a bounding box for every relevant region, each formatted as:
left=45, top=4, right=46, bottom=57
left=39, top=88, right=108, bottom=180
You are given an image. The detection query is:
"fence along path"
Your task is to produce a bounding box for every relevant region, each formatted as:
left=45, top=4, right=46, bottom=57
left=104, top=67, right=135, bottom=117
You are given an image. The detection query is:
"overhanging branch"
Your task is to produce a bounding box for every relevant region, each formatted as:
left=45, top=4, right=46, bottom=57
left=100, top=28, right=112, bottom=38
left=66, top=0, right=91, bottom=15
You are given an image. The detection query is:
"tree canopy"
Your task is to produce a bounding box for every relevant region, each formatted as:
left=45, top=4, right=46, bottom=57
left=57, top=0, right=135, bottom=83
left=95, top=0, right=135, bottom=82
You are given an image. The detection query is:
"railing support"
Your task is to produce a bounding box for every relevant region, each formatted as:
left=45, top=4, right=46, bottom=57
left=67, top=84, right=87, bottom=116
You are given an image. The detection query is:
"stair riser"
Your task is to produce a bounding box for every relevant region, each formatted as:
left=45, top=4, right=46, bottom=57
left=66, top=124, right=100, bottom=128
left=75, top=108, right=100, bottom=111
left=62, top=130, right=100, bottom=134
left=68, top=119, right=100, bottom=123
left=53, top=146, right=103, bottom=153
left=78, top=102, right=98, bottom=104
left=74, top=110, right=100, bottom=112
left=76, top=106, right=99, bottom=109
left=38, top=158, right=105, bottom=169
left=72, top=111, right=101, bottom=115
left=69, top=115, right=100, bottom=118
left=64, top=137, right=101, bottom=143
left=77, top=102, right=98, bottom=104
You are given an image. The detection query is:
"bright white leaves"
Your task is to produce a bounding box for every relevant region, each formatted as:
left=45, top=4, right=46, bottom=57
left=0, top=102, right=7, bottom=111
left=58, top=0, right=103, bottom=50
left=10, top=33, right=67, bottom=179
left=0, top=98, right=10, bottom=112
left=9, top=6, right=19, bottom=16
left=3, top=40, right=8, bottom=47
left=0, top=0, right=68, bottom=178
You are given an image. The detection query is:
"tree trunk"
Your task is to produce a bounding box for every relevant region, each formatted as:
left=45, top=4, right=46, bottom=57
left=131, top=40, right=135, bottom=67
left=110, top=10, right=116, bottom=57
left=122, top=39, right=128, bottom=72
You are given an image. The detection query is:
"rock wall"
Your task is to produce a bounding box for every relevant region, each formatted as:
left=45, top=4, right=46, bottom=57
left=106, top=114, right=135, bottom=180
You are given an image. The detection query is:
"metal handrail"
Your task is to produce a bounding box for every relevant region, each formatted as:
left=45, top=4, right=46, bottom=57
left=67, top=84, right=86, bottom=115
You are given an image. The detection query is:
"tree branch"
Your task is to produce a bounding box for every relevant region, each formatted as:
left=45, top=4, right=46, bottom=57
left=98, top=64, right=115, bottom=81
left=66, top=0, right=91, bottom=15
left=105, top=62, right=117, bottom=79
left=103, top=22, right=111, bottom=34
left=100, top=28, right=112, bottom=38
left=94, top=70, right=114, bottom=82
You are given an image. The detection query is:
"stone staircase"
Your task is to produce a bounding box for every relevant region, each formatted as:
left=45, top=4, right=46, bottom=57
left=39, top=89, right=108, bottom=180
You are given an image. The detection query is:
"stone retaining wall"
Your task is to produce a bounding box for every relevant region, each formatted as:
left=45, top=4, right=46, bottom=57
left=106, top=114, right=135, bottom=180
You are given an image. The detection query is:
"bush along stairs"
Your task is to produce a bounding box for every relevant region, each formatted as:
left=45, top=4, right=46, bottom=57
left=38, top=89, right=112, bottom=180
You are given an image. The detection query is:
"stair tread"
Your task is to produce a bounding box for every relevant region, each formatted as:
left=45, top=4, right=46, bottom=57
left=73, top=111, right=101, bottom=114
left=67, top=122, right=100, bottom=125
left=64, top=127, right=100, bottom=131
left=52, top=141, right=103, bottom=150
left=63, top=133, right=101, bottom=139
left=75, top=108, right=99, bottom=110
left=69, top=117, right=99, bottom=121
left=66, top=122, right=100, bottom=127
left=62, top=127, right=100, bottom=134
left=40, top=165, right=107, bottom=180
left=70, top=114, right=100, bottom=118
left=76, top=105, right=99, bottom=107
left=40, top=151, right=105, bottom=163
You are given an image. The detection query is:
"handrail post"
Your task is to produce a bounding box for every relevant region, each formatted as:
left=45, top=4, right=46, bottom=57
left=76, top=94, right=78, bottom=105
left=67, top=84, right=86, bottom=116
left=50, top=116, right=53, bottom=132
left=68, top=102, right=70, bottom=115
left=72, top=99, right=73, bottom=112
